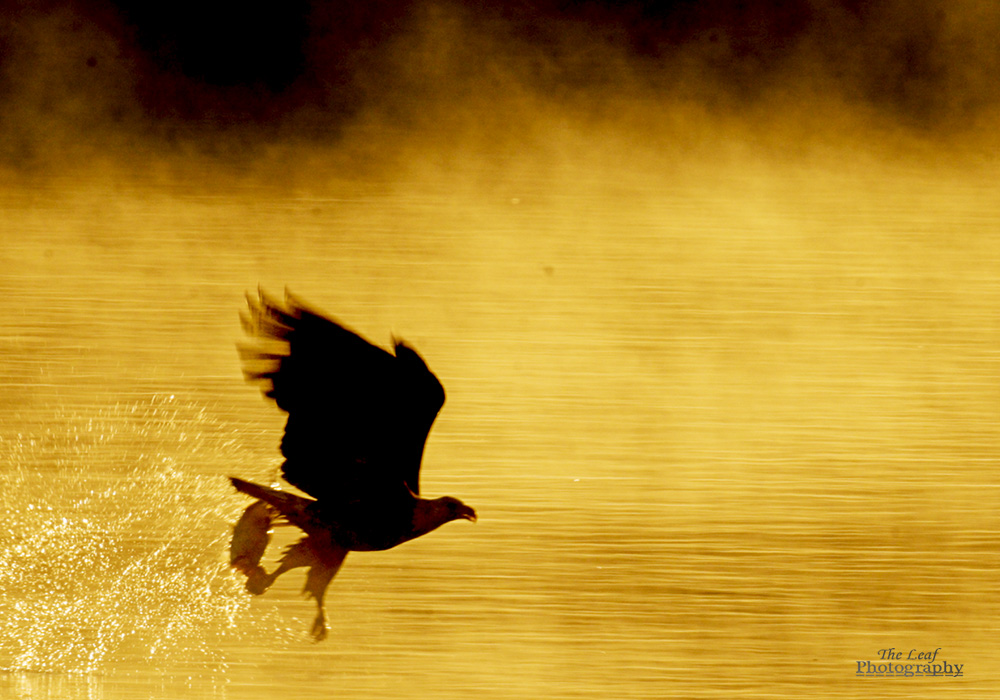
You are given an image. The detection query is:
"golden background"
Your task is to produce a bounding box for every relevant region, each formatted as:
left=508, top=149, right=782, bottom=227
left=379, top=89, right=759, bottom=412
left=1, top=2, right=998, bottom=697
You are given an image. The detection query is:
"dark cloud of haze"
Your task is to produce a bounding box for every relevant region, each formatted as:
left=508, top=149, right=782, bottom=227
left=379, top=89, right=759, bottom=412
left=1, top=0, right=998, bottom=177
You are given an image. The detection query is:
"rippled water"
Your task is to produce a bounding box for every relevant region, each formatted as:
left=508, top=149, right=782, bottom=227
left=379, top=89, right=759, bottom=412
left=1, top=142, right=999, bottom=698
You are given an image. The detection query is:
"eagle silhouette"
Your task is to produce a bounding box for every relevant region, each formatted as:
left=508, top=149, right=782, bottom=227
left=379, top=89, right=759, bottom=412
left=228, top=290, right=476, bottom=639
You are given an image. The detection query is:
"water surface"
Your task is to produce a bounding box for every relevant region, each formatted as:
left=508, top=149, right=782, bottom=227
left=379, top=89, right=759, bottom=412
left=1, top=144, right=999, bottom=698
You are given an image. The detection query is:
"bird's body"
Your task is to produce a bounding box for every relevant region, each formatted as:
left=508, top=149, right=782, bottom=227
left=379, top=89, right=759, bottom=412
left=229, top=290, right=475, bottom=639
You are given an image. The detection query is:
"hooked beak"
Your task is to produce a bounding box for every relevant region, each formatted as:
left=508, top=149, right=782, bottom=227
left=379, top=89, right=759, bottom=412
left=458, top=504, right=477, bottom=522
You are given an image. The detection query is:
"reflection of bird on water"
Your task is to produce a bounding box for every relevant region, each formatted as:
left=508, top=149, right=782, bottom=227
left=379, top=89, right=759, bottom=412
left=228, top=289, right=476, bottom=640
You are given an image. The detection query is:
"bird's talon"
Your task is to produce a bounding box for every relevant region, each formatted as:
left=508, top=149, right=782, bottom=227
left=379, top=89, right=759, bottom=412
left=311, top=615, right=328, bottom=641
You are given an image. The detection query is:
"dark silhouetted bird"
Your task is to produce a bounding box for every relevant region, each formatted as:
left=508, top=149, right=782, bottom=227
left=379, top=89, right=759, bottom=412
left=228, top=290, right=476, bottom=639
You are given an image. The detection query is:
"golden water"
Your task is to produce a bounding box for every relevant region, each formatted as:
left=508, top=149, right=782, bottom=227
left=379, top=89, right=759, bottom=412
left=1, top=132, right=999, bottom=698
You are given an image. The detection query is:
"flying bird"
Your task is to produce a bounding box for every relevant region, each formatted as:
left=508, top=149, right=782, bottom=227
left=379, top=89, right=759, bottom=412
left=228, top=290, right=476, bottom=639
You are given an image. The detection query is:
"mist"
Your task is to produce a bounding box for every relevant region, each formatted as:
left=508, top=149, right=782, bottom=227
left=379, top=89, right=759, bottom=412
left=1, top=0, right=999, bottom=189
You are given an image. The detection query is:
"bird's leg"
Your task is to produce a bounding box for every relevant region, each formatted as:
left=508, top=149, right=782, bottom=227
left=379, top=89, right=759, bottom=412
left=245, top=537, right=316, bottom=595
left=303, top=546, right=348, bottom=642
left=230, top=501, right=275, bottom=592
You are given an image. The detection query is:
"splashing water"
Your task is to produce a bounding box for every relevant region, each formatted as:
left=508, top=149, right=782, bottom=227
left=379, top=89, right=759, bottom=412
left=0, top=394, right=285, bottom=674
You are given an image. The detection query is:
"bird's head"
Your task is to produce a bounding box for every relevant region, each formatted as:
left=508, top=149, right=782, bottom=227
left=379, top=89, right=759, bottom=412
left=440, top=496, right=477, bottom=523
left=411, top=495, right=477, bottom=540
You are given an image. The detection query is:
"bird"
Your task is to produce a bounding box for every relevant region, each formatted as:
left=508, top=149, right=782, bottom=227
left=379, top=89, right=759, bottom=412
left=228, top=289, right=476, bottom=640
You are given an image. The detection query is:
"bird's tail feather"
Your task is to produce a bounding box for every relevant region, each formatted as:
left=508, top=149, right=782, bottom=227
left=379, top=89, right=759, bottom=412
left=229, top=477, right=314, bottom=526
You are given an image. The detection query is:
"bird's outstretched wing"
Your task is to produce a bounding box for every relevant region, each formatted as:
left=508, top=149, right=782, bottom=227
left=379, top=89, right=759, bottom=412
left=239, top=289, right=445, bottom=502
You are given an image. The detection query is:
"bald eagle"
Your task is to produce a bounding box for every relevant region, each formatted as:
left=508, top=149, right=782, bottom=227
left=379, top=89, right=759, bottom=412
left=228, top=290, right=476, bottom=640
